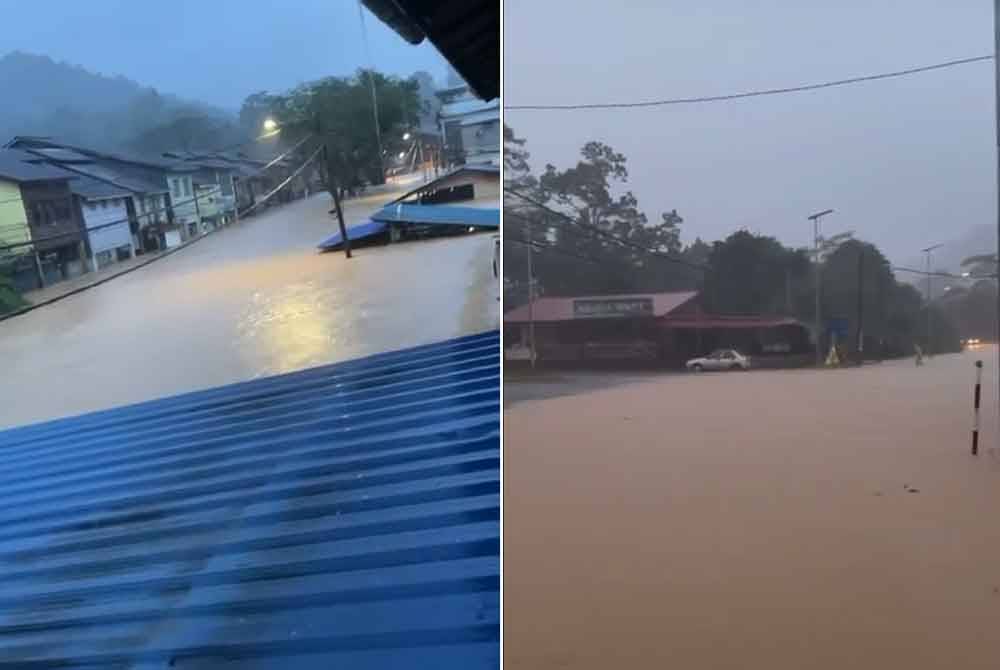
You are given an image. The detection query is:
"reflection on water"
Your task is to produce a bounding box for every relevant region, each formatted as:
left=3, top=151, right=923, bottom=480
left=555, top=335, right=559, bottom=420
left=239, top=280, right=345, bottom=376
left=0, top=193, right=499, bottom=428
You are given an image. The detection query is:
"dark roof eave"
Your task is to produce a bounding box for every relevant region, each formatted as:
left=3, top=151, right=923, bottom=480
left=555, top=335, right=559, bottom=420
left=362, top=0, right=498, bottom=101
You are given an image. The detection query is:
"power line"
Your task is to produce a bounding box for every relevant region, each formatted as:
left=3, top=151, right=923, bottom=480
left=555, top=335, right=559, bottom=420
left=505, top=232, right=604, bottom=266
left=357, top=0, right=385, bottom=176
left=505, top=218, right=610, bottom=265
left=504, top=187, right=707, bottom=270
left=505, top=54, right=993, bottom=111
left=241, top=145, right=324, bottom=218
left=891, top=265, right=997, bottom=280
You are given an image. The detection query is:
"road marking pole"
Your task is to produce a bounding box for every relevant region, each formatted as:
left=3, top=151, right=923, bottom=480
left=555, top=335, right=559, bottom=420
left=973, top=360, right=983, bottom=455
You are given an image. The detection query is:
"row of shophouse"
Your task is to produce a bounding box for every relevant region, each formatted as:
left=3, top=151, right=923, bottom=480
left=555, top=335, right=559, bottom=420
left=0, top=137, right=308, bottom=292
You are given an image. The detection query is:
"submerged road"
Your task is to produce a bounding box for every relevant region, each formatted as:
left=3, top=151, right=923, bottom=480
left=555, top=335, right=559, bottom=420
left=505, top=349, right=1000, bottom=669
left=0, top=190, right=499, bottom=428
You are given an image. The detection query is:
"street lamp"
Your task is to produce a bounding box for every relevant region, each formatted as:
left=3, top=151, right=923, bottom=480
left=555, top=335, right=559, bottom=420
left=397, top=151, right=406, bottom=160
left=921, top=243, right=944, bottom=352
left=807, top=208, right=835, bottom=366
left=263, top=118, right=278, bottom=132
left=402, top=132, right=411, bottom=141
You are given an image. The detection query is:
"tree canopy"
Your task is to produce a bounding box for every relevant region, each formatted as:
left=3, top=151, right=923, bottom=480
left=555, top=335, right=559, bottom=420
left=241, top=69, right=421, bottom=191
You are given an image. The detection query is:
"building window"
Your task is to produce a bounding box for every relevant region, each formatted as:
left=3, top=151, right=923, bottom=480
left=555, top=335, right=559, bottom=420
left=183, top=179, right=191, bottom=197
left=171, top=179, right=181, bottom=199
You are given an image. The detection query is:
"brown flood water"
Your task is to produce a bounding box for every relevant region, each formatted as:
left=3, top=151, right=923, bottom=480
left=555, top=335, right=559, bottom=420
left=0, top=190, right=499, bottom=429
left=504, top=350, right=1000, bottom=669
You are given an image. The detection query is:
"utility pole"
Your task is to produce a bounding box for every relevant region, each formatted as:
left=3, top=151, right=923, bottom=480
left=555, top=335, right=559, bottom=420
left=856, top=247, right=864, bottom=362
left=527, top=216, right=537, bottom=369
left=356, top=0, right=385, bottom=183
left=784, top=267, right=792, bottom=315
left=808, top=209, right=834, bottom=366
left=921, top=243, right=943, bottom=352
left=316, top=118, right=352, bottom=259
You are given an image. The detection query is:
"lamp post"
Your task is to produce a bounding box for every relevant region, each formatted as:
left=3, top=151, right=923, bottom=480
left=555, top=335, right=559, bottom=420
left=808, top=209, right=834, bottom=366
left=921, top=243, right=944, bottom=353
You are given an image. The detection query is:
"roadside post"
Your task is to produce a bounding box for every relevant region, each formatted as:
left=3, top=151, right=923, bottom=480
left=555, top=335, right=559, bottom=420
left=972, top=360, right=983, bottom=455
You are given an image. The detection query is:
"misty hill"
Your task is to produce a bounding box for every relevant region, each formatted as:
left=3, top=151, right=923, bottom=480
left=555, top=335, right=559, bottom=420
left=0, top=51, right=245, bottom=153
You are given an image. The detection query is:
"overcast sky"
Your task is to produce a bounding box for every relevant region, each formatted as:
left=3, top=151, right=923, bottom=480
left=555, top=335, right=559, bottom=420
left=504, top=1, right=996, bottom=266
left=0, top=0, right=448, bottom=108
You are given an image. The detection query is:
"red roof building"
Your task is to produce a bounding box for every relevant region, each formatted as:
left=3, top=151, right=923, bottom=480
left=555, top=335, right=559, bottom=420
left=503, top=291, right=810, bottom=366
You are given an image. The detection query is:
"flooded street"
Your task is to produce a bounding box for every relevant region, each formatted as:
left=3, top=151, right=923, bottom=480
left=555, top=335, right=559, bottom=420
left=0, top=189, right=499, bottom=428
left=505, top=350, right=1000, bottom=669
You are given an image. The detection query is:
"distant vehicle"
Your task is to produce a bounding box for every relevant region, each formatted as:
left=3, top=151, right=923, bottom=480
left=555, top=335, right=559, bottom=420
left=686, top=349, right=751, bottom=372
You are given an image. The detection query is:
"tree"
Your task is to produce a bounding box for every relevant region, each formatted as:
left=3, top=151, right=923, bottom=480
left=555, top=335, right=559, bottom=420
left=258, top=69, right=420, bottom=192
left=529, top=141, right=690, bottom=294
left=961, top=253, right=998, bottom=279
left=820, top=240, right=896, bottom=348
left=128, top=115, right=247, bottom=154
left=503, top=125, right=534, bottom=190
left=702, top=230, right=810, bottom=316
left=239, top=91, right=281, bottom=136
left=124, top=88, right=167, bottom=138
left=939, top=279, right=997, bottom=342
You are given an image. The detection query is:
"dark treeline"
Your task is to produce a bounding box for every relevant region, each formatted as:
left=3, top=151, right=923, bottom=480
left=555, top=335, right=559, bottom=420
left=503, top=125, right=992, bottom=355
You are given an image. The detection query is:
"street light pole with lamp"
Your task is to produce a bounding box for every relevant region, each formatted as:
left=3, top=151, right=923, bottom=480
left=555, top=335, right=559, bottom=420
left=254, top=116, right=352, bottom=258
left=808, top=208, right=834, bottom=366
left=921, top=243, right=944, bottom=352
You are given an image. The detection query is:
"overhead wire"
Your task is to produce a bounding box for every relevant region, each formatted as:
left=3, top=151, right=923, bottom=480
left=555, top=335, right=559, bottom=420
left=504, top=232, right=604, bottom=266
left=505, top=55, right=993, bottom=110
left=504, top=186, right=708, bottom=270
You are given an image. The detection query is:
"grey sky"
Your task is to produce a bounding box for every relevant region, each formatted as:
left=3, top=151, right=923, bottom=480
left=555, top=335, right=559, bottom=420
left=504, top=0, right=995, bottom=265
left=0, top=0, right=448, bottom=109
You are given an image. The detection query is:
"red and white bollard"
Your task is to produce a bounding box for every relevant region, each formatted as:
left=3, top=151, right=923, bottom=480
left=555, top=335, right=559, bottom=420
left=972, top=360, right=983, bottom=456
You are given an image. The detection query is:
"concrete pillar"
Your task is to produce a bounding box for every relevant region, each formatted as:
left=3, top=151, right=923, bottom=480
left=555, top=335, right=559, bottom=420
left=33, top=250, right=45, bottom=289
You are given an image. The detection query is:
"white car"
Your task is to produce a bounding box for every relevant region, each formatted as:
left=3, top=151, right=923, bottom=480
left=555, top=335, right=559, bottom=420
left=686, top=349, right=751, bottom=372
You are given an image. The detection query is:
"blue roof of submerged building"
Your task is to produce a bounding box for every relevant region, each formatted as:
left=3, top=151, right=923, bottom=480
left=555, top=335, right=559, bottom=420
left=371, top=204, right=499, bottom=229
left=317, top=219, right=389, bottom=251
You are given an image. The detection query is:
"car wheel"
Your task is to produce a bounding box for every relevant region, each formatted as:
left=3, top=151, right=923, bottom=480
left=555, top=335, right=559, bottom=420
left=730, top=364, right=742, bottom=371
left=692, top=364, right=703, bottom=372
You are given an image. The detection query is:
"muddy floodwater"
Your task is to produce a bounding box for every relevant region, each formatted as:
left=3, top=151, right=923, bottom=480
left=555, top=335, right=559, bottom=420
left=0, top=190, right=499, bottom=429
left=505, top=349, right=1000, bottom=669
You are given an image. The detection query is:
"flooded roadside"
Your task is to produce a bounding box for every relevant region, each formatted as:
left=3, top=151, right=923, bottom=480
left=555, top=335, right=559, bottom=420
left=504, top=350, right=1000, bottom=669
left=0, top=191, right=499, bottom=429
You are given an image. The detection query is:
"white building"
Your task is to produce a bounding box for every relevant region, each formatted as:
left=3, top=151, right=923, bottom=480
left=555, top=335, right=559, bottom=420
left=437, top=86, right=500, bottom=167
left=69, top=174, right=135, bottom=270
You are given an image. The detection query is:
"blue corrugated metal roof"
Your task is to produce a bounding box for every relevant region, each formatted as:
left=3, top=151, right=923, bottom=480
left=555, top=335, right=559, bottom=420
left=317, top=219, right=389, bottom=251
left=0, top=331, right=500, bottom=668
left=371, top=204, right=499, bottom=229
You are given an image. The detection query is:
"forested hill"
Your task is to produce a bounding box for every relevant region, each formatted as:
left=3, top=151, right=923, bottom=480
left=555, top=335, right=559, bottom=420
left=0, top=51, right=246, bottom=153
